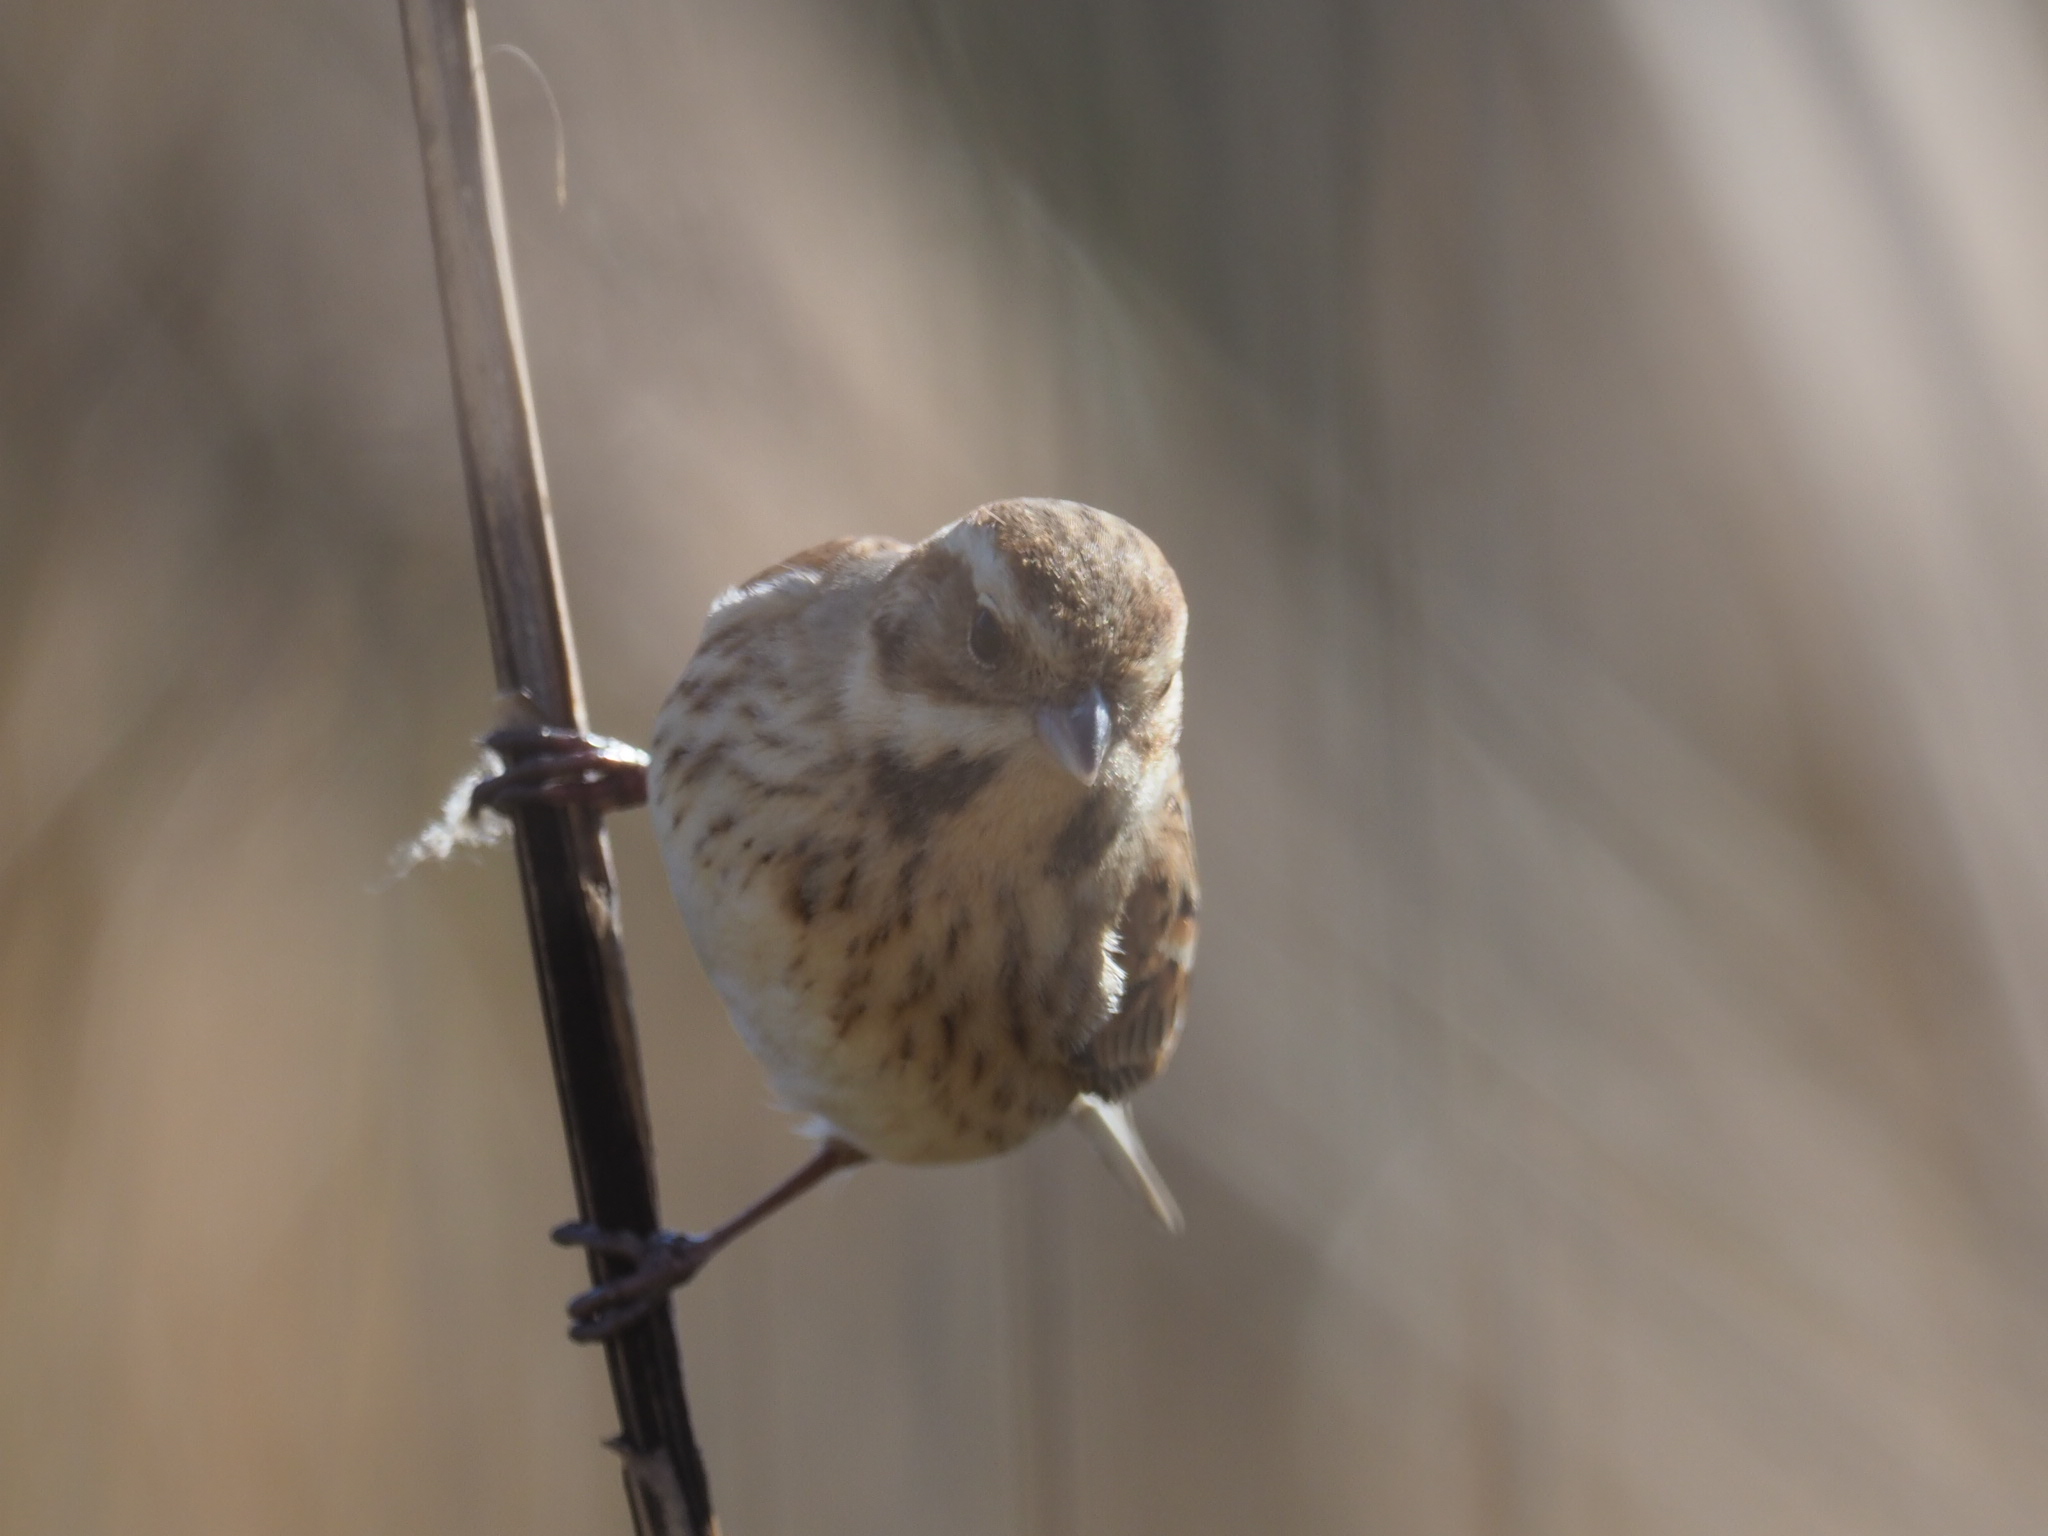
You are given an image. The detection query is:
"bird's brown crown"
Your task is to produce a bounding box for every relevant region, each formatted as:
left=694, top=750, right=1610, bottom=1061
left=868, top=500, right=1185, bottom=724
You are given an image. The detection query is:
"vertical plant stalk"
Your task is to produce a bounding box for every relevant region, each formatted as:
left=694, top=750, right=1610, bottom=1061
left=397, top=3, right=717, bottom=1532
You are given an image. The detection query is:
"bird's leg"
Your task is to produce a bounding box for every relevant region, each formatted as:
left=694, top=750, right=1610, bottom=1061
left=471, top=724, right=650, bottom=815
left=551, top=1138, right=870, bottom=1342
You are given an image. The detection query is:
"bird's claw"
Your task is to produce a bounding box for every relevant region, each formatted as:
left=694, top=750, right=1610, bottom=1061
left=551, top=1221, right=712, bottom=1343
left=471, top=726, right=650, bottom=815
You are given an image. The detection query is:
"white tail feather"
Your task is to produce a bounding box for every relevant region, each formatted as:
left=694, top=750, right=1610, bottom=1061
left=1071, top=1095, right=1184, bottom=1233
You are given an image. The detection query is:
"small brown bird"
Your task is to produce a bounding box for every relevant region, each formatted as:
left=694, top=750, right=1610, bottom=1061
left=488, top=499, right=1197, bottom=1338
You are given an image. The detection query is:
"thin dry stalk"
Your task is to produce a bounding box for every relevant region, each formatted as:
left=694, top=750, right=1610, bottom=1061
left=397, top=3, right=717, bottom=1532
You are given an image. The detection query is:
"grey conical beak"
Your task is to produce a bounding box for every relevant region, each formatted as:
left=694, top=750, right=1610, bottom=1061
left=1037, top=685, right=1112, bottom=785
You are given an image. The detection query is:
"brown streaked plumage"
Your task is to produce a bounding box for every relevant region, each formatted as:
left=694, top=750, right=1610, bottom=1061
left=651, top=501, right=1196, bottom=1178
left=509, top=499, right=1198, bottom=1337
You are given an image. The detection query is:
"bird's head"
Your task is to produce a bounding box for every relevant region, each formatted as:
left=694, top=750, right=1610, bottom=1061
left=856, top=500, right=1187, bottom=792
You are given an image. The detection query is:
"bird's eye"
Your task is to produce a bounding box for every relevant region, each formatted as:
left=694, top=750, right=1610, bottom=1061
left=969, top=604, right=1009, bottom=667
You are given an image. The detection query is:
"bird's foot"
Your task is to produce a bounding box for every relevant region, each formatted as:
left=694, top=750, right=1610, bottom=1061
left=471, top=725, right=650, bottom=815
left=548, top=1141, right=868, bottom=1343
left=551, top=1222, right=713, bottom=1342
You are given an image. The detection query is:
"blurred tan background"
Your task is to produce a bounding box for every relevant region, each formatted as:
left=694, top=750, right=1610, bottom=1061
left=8, top=0, right=2048, bottom=1531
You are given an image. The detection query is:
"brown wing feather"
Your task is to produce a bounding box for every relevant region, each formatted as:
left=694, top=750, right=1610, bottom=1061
left=734, top=535, right=907, bottom=593
left=1075, top=774, right=1198, bottom=1100
left=698, top=535, right=910, bottom=655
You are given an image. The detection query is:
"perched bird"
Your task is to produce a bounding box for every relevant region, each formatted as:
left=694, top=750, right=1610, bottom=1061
left=485, top=499, right=1198, bottom=1338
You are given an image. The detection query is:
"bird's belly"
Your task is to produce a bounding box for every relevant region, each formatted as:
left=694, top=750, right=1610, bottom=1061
left=707, top=971, right=1073, bottom=1163
left=657, top=765, right=1086, bottom=1164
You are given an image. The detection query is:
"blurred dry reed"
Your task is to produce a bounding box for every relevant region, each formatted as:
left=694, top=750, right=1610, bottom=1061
left=8, top=2, right=2048, bottom=1534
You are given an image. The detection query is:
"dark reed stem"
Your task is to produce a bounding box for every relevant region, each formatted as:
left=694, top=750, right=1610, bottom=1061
left=396, top=3, right=718, bottom=1531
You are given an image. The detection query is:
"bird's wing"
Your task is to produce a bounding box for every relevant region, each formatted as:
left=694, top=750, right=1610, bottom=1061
left=705, top=535, right=910, bottom=627
left=1073, top=772, right=1198, bottom=1101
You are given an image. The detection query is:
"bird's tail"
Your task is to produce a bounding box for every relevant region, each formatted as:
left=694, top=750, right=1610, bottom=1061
left=1071, top=1094, right=1184, bottom=1233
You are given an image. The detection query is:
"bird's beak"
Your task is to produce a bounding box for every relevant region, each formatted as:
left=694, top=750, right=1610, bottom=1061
left=1037, top=685, right=1112, bottom=785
